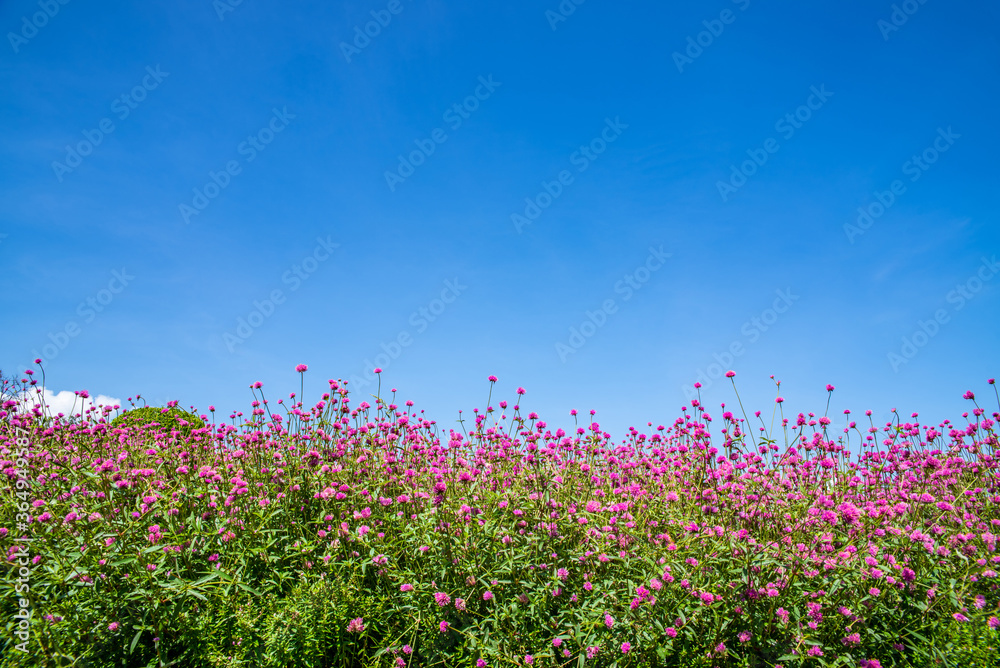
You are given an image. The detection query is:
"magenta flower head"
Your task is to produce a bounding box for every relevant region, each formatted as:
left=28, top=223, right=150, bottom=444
left=477, top=660, right=487, bottom=668
left=488, top=375, right=497, bottom=382
left=346, top=617, right=365, bottom=633
left=988, top=616, right=999, bottom=629
left=516, top=387, right=526, bottom=395
left=296, top=364, right=308, bottom=373
left=374, top=368, right=382, bottom=374
left=439, top=620, right=449, bottom=633
left=620, top=642, right=631, bottom=654
left=524, top=656, right=533, bottom=665
left=964, top=390, right=975, bottom=400
left=108, top=622, right=119, bottom=631
left=725, top=370, right=735, bottom=378
left=826, top=384, right=835, bottom=391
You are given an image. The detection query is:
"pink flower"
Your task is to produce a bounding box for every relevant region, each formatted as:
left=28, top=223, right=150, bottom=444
left=807, top=646, right=823, bottom=657
left=725, top=370, right=735, bottom=378
left=488, top=375, right=498, bottom=382
left=483, top=591, right=494, bottom=601
left=477, top=660, right=487, bottom=668
left=524, top=656, right=533, bottom=665
left=988, top=617, right=999, bottom=629
left=665, top=627, right=677, bottom=638
left=347, top=617, right=365, bottom=633
left=604, top=613, right=614, bottom=628
left=553, top=638, right=563, bottom=647
left=296, top=364, right=308, bottom=373
left=108, top=622, right=119, bottom=631
left=434, top=592, right=451, bottom=607
left=586, top=646, right=600, bottom=659
left=455, top=598, right=466, bottom=611
left=400, top=584, right=413, bottom=592
left=439, top=620, right=449, bottom=634
left=620, top=642, right=631, bottom=654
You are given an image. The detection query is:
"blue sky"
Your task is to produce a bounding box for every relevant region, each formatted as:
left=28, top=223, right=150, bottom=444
left=2, top=0, right=998, bottom=438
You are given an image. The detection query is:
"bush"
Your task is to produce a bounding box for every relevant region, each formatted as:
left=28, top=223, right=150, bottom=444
left=109, top=405, right=205, bottom=439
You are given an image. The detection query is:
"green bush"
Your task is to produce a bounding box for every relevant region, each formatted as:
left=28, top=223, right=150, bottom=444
left=109, top=406, right=205, bottom=439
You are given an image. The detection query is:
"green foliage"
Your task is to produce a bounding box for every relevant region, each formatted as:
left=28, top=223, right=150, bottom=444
left=109, top=406, right=205, bottom=439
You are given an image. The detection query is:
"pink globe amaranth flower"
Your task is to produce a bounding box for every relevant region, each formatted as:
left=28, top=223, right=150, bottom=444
left=402, top=645, right=412, bottom=654
left=455, top=598, right=466, bottom=611
left=665, top=627, right=677, bottom=638
left=477, top=660, right=487, bottom=668
left=439, top=620, right=448, bottom=633
left=988, top=616, right=999, bottom=629
left=586, top=646, right=600, bottom=659
left=483, top=591, right=494, bottom=601
left=296, top=364, right=308, bottom=373
left=620, top=642, right=631, bottom=654
left=552, top=638, right=563, bottom=647
left=807, top=646, right=823, bottom=657
left=374, top=368, right=382, bottom=374
left=346, top=617, right=365, bottom=633
left=108, top=622, right=119, bottom=632
left=488, top=375, right=497, bottom=382
left=400, top=584, right=413, bottom=592
left=826, top=384, right=835, bottom=391
left=953, top=613, right=969, bottom=622
left=725, top=370, right=735, bottom=378
left=524, top=656, right=533, bottom=665
left=434, top=592, right=451, bottom=607
left=604, top=613, right=614, bottom=628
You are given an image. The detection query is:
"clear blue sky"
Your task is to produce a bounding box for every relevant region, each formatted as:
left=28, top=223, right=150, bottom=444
left=2, top=0, right=998, bottom=438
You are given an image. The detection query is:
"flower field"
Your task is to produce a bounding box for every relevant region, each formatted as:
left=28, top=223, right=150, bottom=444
left=2, top=364, right=999, bottom=667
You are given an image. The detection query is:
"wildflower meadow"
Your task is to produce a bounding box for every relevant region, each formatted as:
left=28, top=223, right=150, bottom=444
left=1, top=362, right=998, bottom=667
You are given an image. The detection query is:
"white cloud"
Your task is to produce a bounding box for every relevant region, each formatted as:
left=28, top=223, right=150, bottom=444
left=16, top=388, right=122, bottom=417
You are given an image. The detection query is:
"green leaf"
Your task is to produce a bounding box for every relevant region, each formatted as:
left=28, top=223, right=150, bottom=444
left=130, top=629, right=143, bottom=654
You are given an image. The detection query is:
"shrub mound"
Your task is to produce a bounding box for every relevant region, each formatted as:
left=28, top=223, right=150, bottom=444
left=109, top=405, right=205, bottom=439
